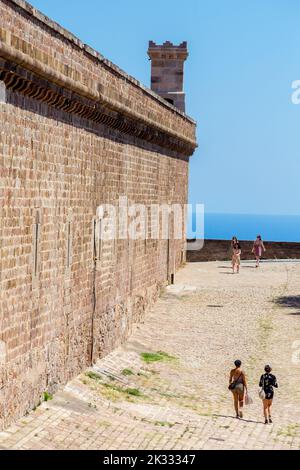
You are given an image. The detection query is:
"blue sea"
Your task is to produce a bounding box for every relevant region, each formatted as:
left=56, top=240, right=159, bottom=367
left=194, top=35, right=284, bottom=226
left=188, top=213, right=300, bottom=242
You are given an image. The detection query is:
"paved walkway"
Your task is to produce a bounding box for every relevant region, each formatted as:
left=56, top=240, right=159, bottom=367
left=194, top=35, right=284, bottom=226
left=1, top=260, right=300, bottom=450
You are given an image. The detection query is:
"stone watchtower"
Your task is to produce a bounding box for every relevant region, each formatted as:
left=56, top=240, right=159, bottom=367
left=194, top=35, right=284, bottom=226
left=148, top=41, right=188, bottom=113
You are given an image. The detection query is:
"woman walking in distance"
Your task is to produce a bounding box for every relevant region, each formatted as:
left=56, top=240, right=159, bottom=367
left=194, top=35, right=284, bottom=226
left=232, top=241, right=242, bottom=274
left=259, top=365, right=278, bottom=424
left=229, top=360, right=248, bottom=418
left=252, top=235, right=266, bottom=267
left=231, top=236, right=238, bottom=248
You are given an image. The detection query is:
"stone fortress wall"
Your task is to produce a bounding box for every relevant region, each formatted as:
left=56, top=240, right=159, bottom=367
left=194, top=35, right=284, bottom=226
left=0, top=0, right=197, bottom=428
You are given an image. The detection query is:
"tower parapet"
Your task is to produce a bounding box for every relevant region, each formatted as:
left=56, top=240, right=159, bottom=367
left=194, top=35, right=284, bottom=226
left=148, top=41, right=189, bottom=112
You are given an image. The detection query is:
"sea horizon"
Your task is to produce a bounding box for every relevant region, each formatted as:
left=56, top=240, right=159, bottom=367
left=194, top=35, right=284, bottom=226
left=188, top=212, right=300, bottom=242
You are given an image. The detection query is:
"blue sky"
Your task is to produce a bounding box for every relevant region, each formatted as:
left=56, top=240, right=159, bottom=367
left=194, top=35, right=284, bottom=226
left=30, top=0, right=300, bottom=216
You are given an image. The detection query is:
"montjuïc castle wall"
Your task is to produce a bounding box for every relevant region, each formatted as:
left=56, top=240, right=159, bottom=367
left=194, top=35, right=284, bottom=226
left=0, top=0, right=197, bottom=428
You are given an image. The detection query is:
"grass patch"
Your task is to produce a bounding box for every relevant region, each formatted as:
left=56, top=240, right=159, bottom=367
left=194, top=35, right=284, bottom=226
left=126, top=388, right=143, bottom=397
left=102, top=383, right=123, bottom=392
left=158, top=391, right=182, bottom=399
left=154, top=421, right=174, bottom=428
left=103, top=383, right=143, bottom=397
left=141, top=351, right=177, bottom=364
left=84, top=370, right=145, bottom=402
left=86, top=371, right=103, bottom=381
left=101, top=382, right=144, bottom=400
left=43, top=392, right=53, bottom=402
left=122, top=368, right=134, bottom=376
left=97, top=420, right=111, bottom=428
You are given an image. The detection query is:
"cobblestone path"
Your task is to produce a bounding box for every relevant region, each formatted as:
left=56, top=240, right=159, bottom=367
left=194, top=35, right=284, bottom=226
left=1, top=261, right=300, bottom=450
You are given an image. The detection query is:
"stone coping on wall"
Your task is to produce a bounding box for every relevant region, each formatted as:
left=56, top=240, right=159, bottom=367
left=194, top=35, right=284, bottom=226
left=0, top=0, right=197, bottom=156
left=0, top=58, right=194, bottom=156
left=8, top=0, right=196, bottom=123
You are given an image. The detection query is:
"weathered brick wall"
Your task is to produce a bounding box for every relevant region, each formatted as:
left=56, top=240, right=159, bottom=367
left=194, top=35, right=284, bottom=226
left=0, top=0, right=196, bottom=428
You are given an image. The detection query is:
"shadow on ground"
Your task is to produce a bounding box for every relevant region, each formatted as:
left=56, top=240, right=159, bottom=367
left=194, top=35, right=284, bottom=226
left=273, top=295, right=300, bottom=315
left=212, top=414, right=262, bottom=424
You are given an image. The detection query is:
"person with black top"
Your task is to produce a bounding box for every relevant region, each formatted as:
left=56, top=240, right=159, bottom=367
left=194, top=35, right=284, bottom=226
left=259, top=365, right=278, bottom=424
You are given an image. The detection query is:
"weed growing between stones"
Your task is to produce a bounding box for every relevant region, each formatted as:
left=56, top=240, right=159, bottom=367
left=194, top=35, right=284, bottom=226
left=86, top=371, right=103, bottom=381
left=83, top=371, right=145, bottom=402
left=154, top=421, right=174, bottom=427
left=140, top=351, right=177, bottom=363
left=122, top=368, right=134, bottom=376
left=43, top=392, right=53, bottom=402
